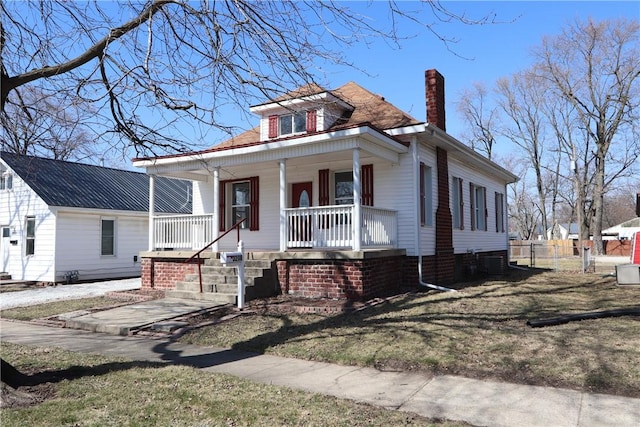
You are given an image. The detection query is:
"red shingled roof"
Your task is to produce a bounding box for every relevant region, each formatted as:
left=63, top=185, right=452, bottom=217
left=212, top=81, right=421, bottom=150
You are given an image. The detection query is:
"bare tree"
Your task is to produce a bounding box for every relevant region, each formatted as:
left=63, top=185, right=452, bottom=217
left=495, top=70, right=552, bottom=238
left=456, top=82, right=499, bottom=160
left=500, top=155, right=538, bottom=240
left=535, top=17, right=640, bottom=254
left=1, top=0, right=499, bottom=158
left=1, top=87, right=98, bottom=161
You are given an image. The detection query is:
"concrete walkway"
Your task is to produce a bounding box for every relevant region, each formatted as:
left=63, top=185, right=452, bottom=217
left=1, top=318, right=638, bottom=427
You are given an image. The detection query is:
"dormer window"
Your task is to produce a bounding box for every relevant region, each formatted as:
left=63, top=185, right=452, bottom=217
left=280, top=112, right=307, bottom=135
left=268, top=110, right=317, bottom=138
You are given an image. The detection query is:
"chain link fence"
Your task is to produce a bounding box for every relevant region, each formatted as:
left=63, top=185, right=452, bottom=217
left=509, top=240, right=599, bottom=272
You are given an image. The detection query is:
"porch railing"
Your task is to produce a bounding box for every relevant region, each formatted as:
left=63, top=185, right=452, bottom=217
left=153, top=214, right=215, bottom=250
left=151, top=206, right=397, bottom=251
left=285, top=205, right=397, bottom=249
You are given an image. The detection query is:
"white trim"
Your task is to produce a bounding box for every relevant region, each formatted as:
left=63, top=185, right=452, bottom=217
left=133, top=126, right=408, bottom=171
left=148, top=174, right=155, bottom=251
left=352, top=148, right=361, bottom=251
left=213, top=167, right=220, bottom=251
left=249, top=91, right=353, bottom=113
left=279, top=159, right=287, bottom=252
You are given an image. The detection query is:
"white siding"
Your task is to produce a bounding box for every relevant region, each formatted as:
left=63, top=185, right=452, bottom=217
left=417, top=146, right=437, bottom=256
left=193, top=178, right=214, bottom=215
left=55, top=211, right=147, bottom=281
left=374, top=153, right=419, bottom=255
left=215, top=167, right=281, bottom=251
left=0, top=168, right=57, bottom=282
left=449, top=158, right=508, bottom=254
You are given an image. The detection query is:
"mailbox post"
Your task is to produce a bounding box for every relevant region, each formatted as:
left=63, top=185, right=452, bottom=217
left=220, top=240, right=245, bottom=309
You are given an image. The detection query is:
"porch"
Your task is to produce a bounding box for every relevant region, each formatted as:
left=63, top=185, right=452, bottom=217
left=150, top=205, right=397, bottom=252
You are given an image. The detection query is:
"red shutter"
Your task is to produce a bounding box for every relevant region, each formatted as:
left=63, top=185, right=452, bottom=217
left=419, top=163, right=426, bottom=225
left=495, top=192, right=500, bottom=233
left=306, top=110, right=317, bottom=133
left=361, top=164, right=374, bottom=206
left=219, top=182, right=226, bottom=232
left=470, top=183, right=476, bottom=231
left=249, top=176, right=259, bottom=231
left=268, top=115, right=278, bottom=138
left=319, top=169, right=330, bottom=206
left=483, top=188, right=488, bottom=231
left=459, top=178, right=465, bottom=230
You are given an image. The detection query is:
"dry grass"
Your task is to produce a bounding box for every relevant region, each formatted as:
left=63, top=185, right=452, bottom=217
left=181, top=270, right=640, bottom=397
left=0, top=343, right=465, bottom=426
left=0, top=297, right=124, bottom=321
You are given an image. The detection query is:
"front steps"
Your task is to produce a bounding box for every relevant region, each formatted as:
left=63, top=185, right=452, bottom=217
left=166, top=254, right=278, bottom=305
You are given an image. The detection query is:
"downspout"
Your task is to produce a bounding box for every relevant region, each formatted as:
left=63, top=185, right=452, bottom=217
left=412, top=137, right=456, bottom=292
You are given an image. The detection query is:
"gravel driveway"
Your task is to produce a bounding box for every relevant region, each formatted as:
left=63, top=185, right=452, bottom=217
left=0, top=278, right=141, bottom=310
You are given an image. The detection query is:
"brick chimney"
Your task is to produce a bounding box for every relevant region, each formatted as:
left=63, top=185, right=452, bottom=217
left=426, top=69, right=446, bottom=131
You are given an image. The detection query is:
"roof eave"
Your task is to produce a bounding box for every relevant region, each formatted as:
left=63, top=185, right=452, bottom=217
left=133, top=124, right=408, bottom=169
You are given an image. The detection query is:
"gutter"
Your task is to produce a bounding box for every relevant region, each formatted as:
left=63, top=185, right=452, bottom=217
left=412, top=138, right=456, bottom=293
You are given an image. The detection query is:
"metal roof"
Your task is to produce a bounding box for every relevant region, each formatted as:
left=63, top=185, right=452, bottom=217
left=1, top=151, right=191, bottom=214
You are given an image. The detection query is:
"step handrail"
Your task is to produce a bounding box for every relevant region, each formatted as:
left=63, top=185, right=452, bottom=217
left=184, top=218, right=246, bottom=293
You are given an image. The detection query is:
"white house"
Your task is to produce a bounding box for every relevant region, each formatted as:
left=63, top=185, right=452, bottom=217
left=0, top=152, right=191, bottom=283
left=603, top=217, right=640, bottom=241
left=133, top=69, right=518, bottom=300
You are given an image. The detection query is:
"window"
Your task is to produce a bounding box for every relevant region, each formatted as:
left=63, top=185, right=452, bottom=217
left=495, top=192, right=505, bottom=232
left=232, top=182, right=250, bottom=229
left=268, top=110, right=317, bottom=138
left=420, top=163, right=433, bottom=226
left=219, top=177, right=259, bottom=231
left=470, top=183, right=487, bottom=231
left=452, top=177, right=464, bottom=229
left=0, top=173, right=12, bottom=190
left=334, top=171, right=353, bottom=205
left=101, top=219, right=115, bottom=256
left=25, top=216, right=35, bottom=256
left=318, top=166, right=374, bottom=207
left=279, top=112, right=306, bottom=135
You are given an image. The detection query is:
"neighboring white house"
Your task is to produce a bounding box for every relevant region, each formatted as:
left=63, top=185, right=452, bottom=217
left=133, top=69, right=519, bottom=299
left=0, top=152, right=191, bottom=283
left=603, top=217, right=640, bottom=240
left=545, top=222, right=580, bottom=240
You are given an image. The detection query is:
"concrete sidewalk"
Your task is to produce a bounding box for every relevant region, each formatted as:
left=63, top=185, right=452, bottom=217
left=1, top=319, right=638, bottom=427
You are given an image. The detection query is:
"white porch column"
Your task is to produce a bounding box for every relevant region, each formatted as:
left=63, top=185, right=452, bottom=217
left=352, top=148, right=362, bottom=251
left=148, top=174, right=156, bottom=251
left=279, top=159, right=287, bottom=252
left=212, top=167, right=220, bottom=251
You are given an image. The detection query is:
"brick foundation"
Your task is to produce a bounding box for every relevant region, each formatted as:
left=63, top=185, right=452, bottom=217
left=140, top=257, right=197, bottom=291
left=140, top=249, right=509, bottom=301
left=276, top=255, right=403, bottom=300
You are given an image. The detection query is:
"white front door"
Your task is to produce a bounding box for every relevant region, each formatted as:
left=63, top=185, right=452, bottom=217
left=1, top=226, right=10, bottom=273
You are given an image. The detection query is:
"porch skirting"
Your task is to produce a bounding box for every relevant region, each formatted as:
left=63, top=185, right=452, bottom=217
left=138, top=249, right=508, bottom=301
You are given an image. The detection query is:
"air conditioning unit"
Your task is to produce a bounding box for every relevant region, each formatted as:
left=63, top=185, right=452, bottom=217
left=616, top=264, right=640, bottom=285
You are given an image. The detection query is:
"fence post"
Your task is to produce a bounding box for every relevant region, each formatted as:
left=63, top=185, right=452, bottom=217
left=530, top=242, right=534, bottom=268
